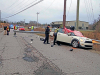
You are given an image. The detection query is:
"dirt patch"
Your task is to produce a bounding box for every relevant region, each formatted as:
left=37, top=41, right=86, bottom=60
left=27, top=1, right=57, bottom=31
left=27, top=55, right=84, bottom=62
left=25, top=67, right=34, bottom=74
left=34, top=61, right=65, bottom=75
left=34, top=27, right=45, bottom=31
left=23, top=53, right=39, bottom=62
left=93, top=43, right=100, bottom=51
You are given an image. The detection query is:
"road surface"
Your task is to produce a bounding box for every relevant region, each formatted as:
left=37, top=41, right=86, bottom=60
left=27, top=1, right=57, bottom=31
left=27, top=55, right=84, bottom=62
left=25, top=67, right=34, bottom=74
left=0, top=29, right=100, bottom=75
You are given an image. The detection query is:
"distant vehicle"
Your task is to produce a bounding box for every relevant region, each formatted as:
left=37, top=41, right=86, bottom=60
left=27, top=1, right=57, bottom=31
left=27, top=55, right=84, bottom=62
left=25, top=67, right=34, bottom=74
left=54, top=28, right=93, bottom=48
left=9, top=25, right=14, bottom=29
left=19, top=26, right=25, bottom=31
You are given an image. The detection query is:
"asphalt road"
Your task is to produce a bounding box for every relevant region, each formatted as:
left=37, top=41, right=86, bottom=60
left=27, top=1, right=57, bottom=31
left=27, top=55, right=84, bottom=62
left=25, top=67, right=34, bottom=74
left=0, top=29, right=100, bottom=75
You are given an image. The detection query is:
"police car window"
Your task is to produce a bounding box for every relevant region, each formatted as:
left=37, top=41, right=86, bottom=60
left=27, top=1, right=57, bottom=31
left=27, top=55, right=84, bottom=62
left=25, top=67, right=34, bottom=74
left=58, top=29, right=64, bottom=33
left=51, top=28, right=55, bottom=32
left=71, top=32, right=76, bottom=36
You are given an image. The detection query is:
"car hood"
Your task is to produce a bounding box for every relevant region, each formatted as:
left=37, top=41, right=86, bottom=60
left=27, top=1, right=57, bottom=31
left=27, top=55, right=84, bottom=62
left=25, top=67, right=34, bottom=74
left=77, top=36, right=92, bottom=41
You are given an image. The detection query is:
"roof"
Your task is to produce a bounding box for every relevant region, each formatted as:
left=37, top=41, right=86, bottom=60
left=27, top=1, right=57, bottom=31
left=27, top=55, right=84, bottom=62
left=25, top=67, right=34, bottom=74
left=52, top=21, right=89, bottom=23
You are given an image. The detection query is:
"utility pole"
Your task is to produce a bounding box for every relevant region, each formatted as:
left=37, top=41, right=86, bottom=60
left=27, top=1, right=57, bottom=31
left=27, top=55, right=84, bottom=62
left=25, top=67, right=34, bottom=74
left=76, top=0, right=80, bottom=30
left=24, top=19, right=25, bottom=26
left=0, top=10, right=1, bottom=26
left=36, top=12, right=39, bottom=27
left=63, top=0, right=67, bottom=28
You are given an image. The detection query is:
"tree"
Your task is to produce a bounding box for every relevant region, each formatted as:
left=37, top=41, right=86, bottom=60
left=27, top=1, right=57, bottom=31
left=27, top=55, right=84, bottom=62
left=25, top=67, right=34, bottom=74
left=4, top=21, right=6, bottom=23
left=95, top=21, right=100, bottom=32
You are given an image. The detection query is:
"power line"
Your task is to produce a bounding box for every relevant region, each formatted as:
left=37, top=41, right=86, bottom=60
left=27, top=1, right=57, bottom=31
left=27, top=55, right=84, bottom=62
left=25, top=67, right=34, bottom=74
left=86, top=0, right=94, bottom=23
left=84, top=0, right=92, bottom=23
left=2, top=0, right=19, bottom=12
left=39, top=0, right=56, bottom=13
left=66, top=0, right=72, bottom=17
left=9, top=0, right=37, bottom=15
left=5, top=0, right=28, bottom=13
left=90, top=0, right=94, bottom=20
left=3, top=0, right=44, bottom=19
left=87, top=0, right=93, bottom=22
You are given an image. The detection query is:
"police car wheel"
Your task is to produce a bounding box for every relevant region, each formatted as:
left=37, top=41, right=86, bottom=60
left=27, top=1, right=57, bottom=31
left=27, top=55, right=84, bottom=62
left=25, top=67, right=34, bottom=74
left=71, top=40, right=79, bottom=48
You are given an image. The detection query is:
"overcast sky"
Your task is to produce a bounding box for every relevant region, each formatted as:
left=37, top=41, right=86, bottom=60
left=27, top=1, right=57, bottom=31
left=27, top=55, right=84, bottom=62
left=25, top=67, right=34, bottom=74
left=0, top=0, right=100, bottom=24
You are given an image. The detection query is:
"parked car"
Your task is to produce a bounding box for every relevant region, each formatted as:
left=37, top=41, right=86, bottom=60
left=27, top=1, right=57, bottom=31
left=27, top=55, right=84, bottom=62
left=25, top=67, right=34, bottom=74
left=19, top=26, right=25, bottom=31
left=55, top=28, right=93, bottom=48
left=49, top=28, right=57, bottom=36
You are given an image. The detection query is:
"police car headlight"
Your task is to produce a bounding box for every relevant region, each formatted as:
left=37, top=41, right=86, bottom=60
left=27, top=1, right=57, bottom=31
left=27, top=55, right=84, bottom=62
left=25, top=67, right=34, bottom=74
left=79, top=38, right=85, bottom=42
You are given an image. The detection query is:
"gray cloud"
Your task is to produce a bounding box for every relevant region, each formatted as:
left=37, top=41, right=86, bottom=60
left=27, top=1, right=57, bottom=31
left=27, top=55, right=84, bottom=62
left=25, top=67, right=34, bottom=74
left=0, top=0, right=100, bottom=24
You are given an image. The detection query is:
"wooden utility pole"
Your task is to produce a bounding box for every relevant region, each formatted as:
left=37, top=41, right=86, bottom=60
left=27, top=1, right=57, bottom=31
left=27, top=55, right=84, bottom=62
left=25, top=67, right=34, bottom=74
left=0, top=10, right=1, bottom=26
left=76, top=0, right=80, bottom=30
left=37, top=12, right=39, bottom=27
left=63, top=0, right=67, bottom=28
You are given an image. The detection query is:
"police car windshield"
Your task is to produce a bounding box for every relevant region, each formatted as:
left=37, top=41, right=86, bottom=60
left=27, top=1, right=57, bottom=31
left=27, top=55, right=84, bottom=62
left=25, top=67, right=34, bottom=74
left=58, top=29, right=64, bottom=33
left=73, top=31, right=84, bottom=37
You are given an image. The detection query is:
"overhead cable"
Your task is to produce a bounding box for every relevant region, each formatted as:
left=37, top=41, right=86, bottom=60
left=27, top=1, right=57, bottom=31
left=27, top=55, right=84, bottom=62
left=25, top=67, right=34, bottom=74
left=66, top=0, right=72, bottom=17
left=9, top=0, right=37, bottom=14
left=84, top=0, right=91, bottom=23
left=39, top=0, right=56, bottom=13
left=90, top=0, right=94, bottom=20
left=2, top=0, right=19, bottom=12
left=4, top=0, right=43, bottom=19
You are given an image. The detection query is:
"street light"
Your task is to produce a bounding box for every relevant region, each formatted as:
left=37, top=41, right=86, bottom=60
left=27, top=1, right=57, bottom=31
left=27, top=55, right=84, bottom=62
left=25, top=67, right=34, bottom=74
left=36, top=12, right=39, bottom=27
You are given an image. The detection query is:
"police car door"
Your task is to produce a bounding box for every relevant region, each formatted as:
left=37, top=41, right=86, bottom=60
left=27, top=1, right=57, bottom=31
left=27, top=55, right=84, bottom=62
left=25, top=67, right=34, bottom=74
left=57, top=29, right=65, bottom=42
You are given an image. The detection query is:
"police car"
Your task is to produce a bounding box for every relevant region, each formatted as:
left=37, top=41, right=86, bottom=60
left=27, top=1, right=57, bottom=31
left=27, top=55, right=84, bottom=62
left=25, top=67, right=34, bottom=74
left=55, top=27, right=93, bottom=48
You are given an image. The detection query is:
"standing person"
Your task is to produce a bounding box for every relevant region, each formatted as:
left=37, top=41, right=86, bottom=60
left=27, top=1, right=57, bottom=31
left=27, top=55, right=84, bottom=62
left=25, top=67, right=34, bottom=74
left=53, top=27, right=60, bottom=45
left=31, top=26, right=34, bottom=31
left=9, top=25, right=10, bottom=32
left=44, top=25, right=50, bottom=44
left=14, top=25, right=17, bottom=35
left=4, top=25, right=7, bottom=35
left=57, top=27, right=60, bottom=32
left=6, top=26, right=9, bottom=35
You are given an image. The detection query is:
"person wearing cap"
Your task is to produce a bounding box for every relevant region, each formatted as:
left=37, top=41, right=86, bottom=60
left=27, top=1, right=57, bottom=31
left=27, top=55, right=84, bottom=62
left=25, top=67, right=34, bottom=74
left=44, top=25, right=50, bottom=44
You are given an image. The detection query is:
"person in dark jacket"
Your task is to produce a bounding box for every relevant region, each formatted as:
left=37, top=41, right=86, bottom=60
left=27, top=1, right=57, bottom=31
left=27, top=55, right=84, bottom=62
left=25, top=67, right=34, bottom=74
left=44, top=25, right=50, bottom=44
left=4, top=25, right=7, bottom=35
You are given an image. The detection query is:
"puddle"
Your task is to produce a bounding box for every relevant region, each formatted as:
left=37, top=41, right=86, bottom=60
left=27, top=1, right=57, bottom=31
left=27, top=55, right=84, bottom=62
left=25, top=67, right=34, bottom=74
left=12, top=72, right=20, bottom=75
left=24, top=47, right=33, bottom=52
left=0, top=55, right=2, bottom=65
left=23, top=53, right=39, bottom=62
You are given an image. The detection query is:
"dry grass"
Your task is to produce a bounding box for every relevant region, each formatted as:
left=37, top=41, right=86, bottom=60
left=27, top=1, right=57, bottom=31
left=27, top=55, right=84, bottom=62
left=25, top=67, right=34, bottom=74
left=80, top=30, right=100, bottom=40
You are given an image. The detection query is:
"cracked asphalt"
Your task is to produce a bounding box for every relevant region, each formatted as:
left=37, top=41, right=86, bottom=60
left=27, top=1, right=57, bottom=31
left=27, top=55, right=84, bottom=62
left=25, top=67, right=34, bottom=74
left=0, top=29, right=100, bottom=75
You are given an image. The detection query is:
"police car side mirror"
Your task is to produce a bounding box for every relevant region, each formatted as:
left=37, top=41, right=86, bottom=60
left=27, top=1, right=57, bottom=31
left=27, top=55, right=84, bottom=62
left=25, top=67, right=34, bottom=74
left=67, top=33, right=71, bottom=36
